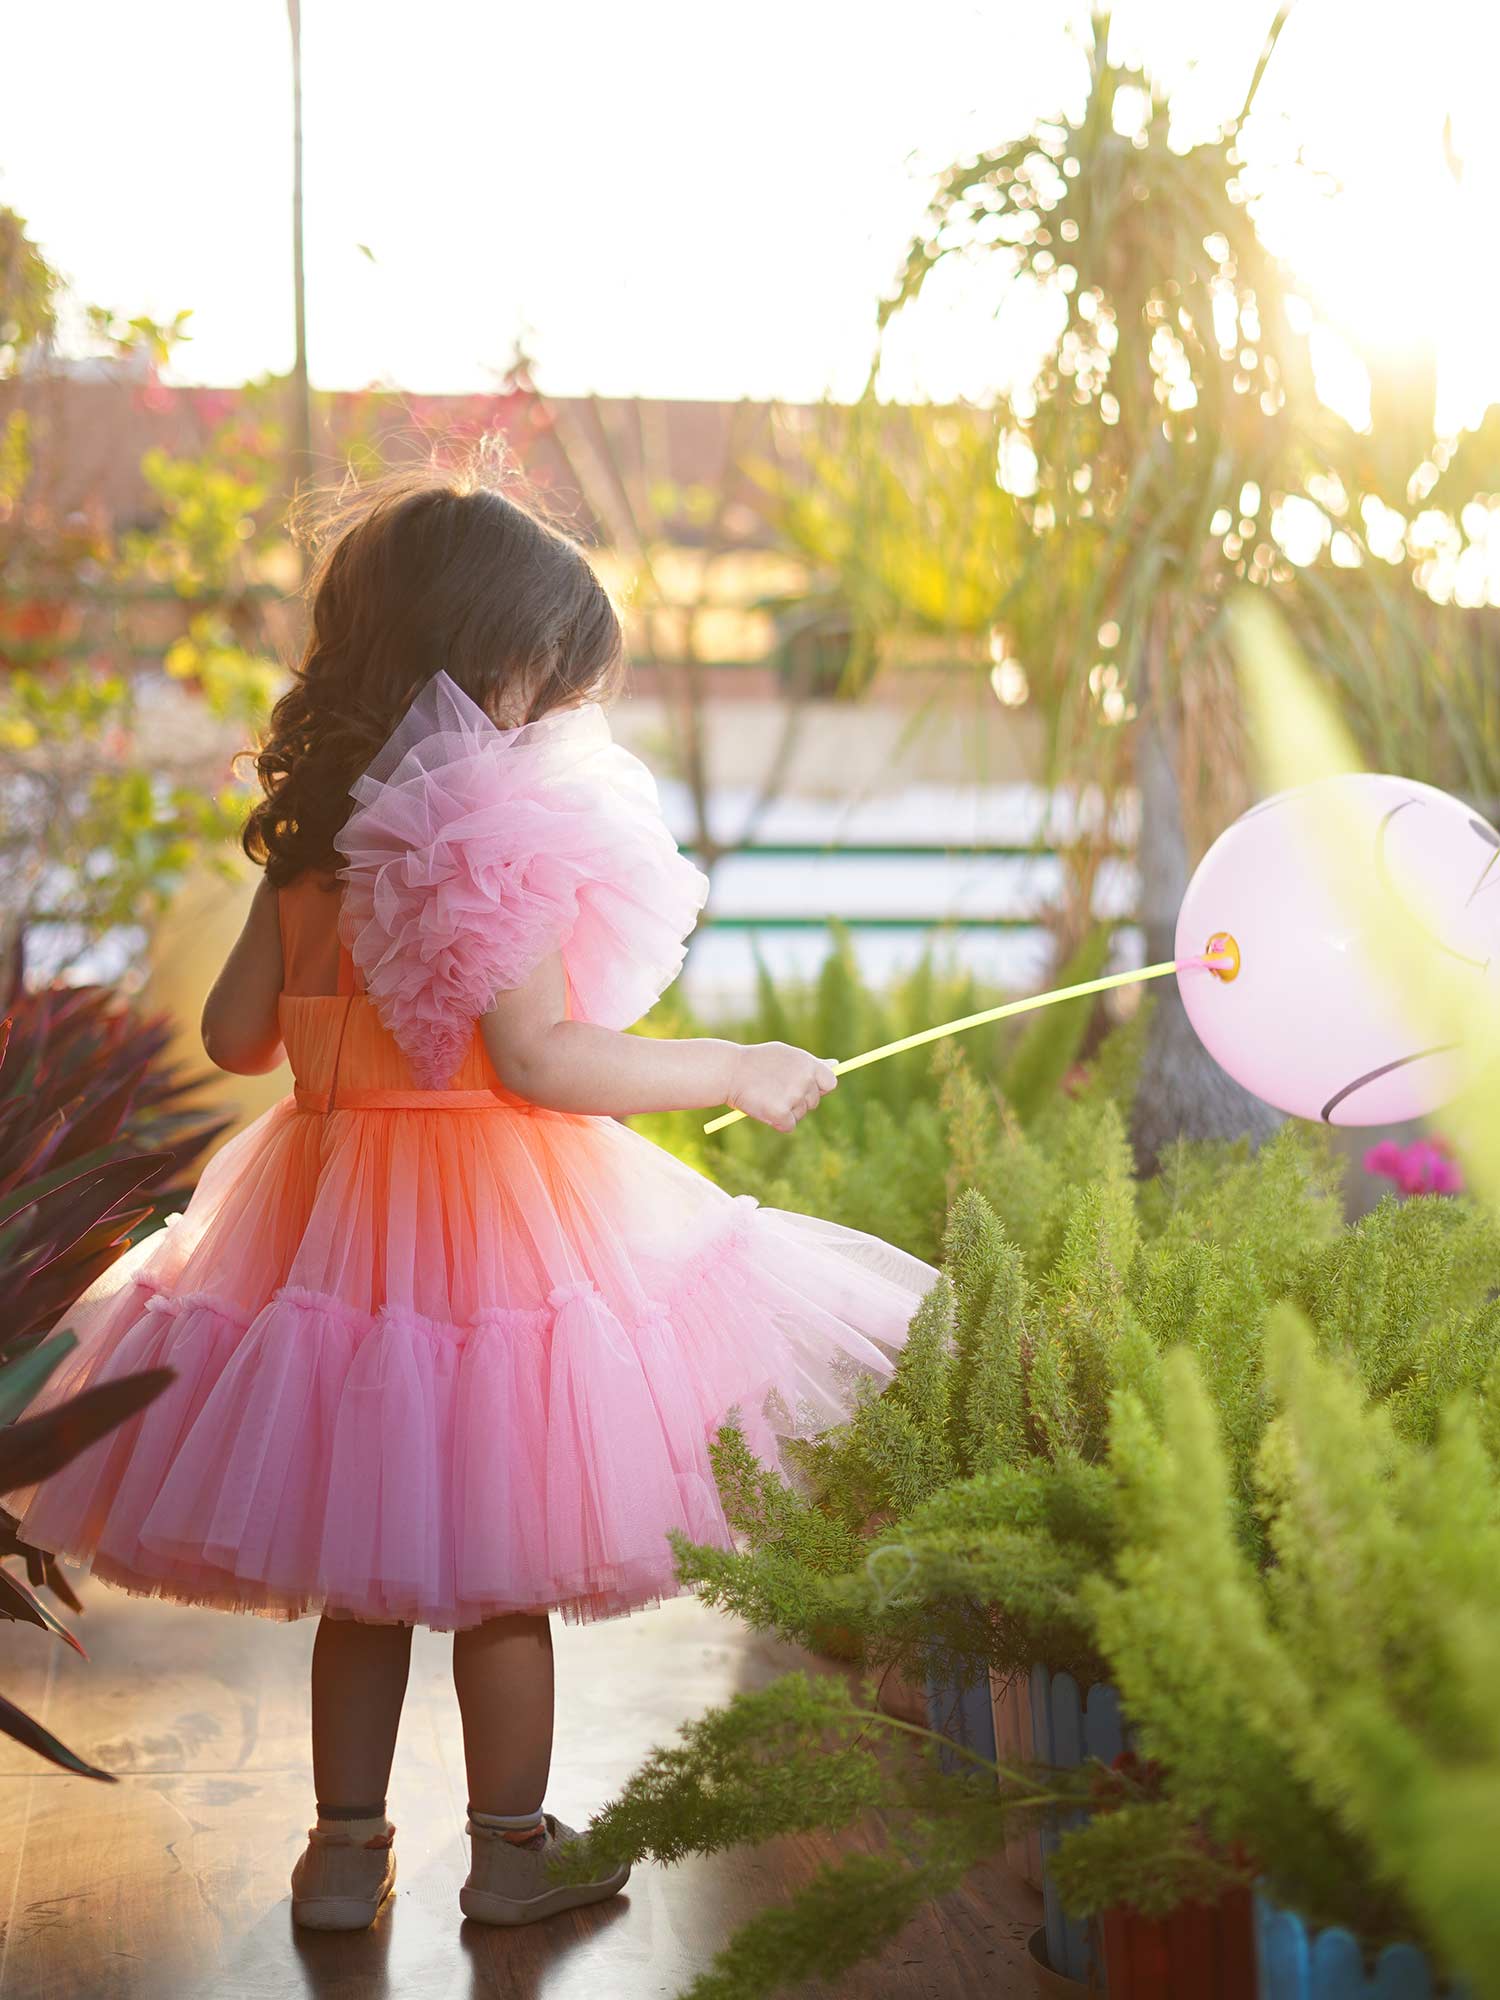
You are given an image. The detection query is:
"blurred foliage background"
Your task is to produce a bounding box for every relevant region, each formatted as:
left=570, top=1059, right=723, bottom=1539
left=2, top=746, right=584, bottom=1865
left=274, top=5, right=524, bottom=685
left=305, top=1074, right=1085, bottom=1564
left=12, top=10, right=1495, bottom=1177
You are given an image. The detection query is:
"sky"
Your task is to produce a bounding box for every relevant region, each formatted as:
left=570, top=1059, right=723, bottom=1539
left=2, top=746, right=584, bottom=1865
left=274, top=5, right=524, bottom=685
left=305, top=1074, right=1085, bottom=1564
left=5, top=0, right=1499, bottom=434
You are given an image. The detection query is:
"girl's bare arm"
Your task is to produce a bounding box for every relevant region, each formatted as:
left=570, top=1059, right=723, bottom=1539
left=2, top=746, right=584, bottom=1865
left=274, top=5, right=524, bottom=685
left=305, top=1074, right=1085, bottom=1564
left=200, top=875, right=286, bottom=1075
left=480, top=952, right=836, bottom=1132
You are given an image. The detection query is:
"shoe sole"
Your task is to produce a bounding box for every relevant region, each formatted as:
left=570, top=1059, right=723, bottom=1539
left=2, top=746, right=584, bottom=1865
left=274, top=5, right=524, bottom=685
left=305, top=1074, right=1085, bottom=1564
left=460, top=1863, right=630, bottom=1926
left=292, top=1870, right=396, bottom=1930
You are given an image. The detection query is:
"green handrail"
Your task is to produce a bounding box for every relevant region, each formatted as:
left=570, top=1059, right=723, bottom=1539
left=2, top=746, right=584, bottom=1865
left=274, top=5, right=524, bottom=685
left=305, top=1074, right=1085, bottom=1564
left=701, top=915, right=1129, bottom=931
left=681, top=842, right=1124, bottom=860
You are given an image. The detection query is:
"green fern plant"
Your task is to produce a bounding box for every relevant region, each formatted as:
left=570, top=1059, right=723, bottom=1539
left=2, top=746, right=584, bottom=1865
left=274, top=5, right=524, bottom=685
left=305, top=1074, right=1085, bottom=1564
left=675, top=1079, right=1363, bottom=1691
left=605, top=1186, right=1500, bottom=1999
left=1058, top=1309, right=1500, bottom=1993
left=575, top=983, right=1500, bottom=2000
left=679, top=985, right=1500, bottom=1694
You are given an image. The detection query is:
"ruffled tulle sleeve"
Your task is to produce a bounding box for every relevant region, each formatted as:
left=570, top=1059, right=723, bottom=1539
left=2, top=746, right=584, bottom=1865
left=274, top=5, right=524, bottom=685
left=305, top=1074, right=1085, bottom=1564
left=333, top=672, right=710, bottom=1089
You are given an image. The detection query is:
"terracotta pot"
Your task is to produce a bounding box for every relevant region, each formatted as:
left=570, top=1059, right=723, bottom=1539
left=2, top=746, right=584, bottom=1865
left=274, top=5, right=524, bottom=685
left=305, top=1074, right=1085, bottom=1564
left=1100, top=1886, right=1256, bottom=1998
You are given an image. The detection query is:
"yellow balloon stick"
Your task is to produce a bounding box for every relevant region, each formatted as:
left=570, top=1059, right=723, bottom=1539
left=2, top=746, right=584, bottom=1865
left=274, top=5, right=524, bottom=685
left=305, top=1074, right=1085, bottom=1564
left=702, top=953, right=1225, bottom=1136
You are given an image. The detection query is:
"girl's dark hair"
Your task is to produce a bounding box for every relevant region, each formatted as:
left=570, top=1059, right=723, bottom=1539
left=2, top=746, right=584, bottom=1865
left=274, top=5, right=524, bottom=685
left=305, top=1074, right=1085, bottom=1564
left=241, top=436, right=626, bottom=887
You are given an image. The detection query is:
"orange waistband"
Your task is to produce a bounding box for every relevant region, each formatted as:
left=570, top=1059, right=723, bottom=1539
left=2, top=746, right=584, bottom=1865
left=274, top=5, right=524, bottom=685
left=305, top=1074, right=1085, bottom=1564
left=293, top=1085, right=524, bottom=1114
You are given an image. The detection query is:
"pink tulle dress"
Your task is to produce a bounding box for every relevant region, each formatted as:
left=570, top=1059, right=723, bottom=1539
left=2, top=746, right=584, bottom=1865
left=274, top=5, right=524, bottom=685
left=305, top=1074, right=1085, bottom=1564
left=2, top=675, right=937, bottom=1629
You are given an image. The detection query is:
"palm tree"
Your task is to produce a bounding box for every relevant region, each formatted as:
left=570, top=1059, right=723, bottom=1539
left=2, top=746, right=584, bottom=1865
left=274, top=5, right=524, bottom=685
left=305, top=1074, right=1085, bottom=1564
left=866, top=8, right=1429, bottom=1164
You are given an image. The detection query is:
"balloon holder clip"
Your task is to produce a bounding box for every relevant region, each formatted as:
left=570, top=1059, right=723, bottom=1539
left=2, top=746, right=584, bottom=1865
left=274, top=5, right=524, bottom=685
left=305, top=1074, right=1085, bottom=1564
left=1204, top=932, right=1240, bottom=982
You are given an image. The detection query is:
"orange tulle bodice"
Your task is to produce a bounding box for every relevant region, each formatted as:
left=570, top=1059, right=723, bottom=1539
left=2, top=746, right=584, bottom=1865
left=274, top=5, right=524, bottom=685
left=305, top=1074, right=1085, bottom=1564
left=276, top=873, right=543, bottom=1116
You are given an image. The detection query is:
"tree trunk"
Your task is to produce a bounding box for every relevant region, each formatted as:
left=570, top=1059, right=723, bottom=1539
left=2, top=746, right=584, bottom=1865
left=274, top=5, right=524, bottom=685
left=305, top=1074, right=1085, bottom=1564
left=1129, top=646, right=1282, bottom=1176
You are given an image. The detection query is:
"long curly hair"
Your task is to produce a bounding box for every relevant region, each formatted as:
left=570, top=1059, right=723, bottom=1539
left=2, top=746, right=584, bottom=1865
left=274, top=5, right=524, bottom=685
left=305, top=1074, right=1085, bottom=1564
left=241, top=438, right=627, bottom=888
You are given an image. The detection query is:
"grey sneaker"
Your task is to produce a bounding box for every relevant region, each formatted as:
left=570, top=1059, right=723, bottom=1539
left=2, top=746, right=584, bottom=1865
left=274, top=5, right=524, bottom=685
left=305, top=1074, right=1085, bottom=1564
left=290, top=1820, right=397, bottom=1930
left=460, top=1811, right=630, bottom=1925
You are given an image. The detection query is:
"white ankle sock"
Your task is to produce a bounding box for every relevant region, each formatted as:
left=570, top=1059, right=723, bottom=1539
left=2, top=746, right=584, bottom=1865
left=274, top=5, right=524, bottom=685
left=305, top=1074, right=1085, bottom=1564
left=315, top=1811, right=390, bottom=1842
left=470, top=1806, right=545, bottom=1844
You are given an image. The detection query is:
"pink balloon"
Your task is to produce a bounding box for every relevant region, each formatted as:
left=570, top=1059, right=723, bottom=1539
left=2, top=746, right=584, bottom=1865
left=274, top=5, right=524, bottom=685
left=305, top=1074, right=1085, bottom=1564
left=1174, top=774, right=1500, bottom=1125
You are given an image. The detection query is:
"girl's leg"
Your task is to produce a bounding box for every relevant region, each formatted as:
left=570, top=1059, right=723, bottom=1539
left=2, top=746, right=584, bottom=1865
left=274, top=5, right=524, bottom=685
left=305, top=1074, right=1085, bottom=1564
left=310, top=1613, right=415, bottom=1810
left=451, top=1612, right=555, bottom=1819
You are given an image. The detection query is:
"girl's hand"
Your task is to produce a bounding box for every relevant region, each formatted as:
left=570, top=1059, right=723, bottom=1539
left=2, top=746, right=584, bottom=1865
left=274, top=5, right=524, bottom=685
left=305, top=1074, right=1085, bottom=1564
left=726, top=1042, right=838, bottom=1133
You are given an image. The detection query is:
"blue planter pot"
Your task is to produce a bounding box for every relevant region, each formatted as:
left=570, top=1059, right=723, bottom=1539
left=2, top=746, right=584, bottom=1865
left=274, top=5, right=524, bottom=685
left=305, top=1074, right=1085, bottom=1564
left=1254, top=1891, right=1470, bottom=1999
left=924, top=1661, right=1125, bottom=1987
left=922, top=1660, right=998, bottom=1776
left=1031, top=1666, right=1127, bottom=1986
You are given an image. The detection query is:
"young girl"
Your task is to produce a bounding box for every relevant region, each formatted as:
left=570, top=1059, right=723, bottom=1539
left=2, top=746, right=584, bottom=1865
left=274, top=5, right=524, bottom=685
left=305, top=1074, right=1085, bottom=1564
left=1, top=446, right=937, bottom=1934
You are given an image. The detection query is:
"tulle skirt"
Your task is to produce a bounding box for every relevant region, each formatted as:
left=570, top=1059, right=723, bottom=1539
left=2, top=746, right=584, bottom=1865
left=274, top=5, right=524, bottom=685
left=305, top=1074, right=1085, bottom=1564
left=1, top=1089, right=935, bottom=1629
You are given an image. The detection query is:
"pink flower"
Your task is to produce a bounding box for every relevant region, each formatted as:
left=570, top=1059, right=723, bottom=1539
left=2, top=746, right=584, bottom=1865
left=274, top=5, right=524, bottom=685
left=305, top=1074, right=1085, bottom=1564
left=191, top=388, right=236, bottom=427
left=1363, top=1136, right=1463, bottom=1197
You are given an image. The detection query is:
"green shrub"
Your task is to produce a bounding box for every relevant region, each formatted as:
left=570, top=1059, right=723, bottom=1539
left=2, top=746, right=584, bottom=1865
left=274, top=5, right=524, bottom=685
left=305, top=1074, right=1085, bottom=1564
left=587, top=995, right=1500, bottom=1998
left=673, top=1053, right=1370, bottom=1689
left=610, top=1150, right=1500, bottom=1995
left=1062, top=1312, right=1500, bottom=1991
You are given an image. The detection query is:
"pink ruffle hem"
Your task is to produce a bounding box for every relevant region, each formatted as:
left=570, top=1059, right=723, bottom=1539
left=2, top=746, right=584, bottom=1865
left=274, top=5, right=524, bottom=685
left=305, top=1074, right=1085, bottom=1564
left=2, top=1088, right=935, bottom=1630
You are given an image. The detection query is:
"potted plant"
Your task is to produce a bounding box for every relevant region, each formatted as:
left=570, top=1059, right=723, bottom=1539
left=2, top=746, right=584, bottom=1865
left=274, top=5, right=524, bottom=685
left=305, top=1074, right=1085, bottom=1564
left=1059, top=1310, right=1497, bottom=1995
left=565, top=909, right=1500, bottom=1998
left=1047, top=1753, right=1255, bottom=1999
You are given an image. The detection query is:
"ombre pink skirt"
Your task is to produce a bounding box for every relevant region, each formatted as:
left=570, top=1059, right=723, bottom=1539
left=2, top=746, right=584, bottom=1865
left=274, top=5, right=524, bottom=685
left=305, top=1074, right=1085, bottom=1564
left=2, top=994, right=935, bottom=1629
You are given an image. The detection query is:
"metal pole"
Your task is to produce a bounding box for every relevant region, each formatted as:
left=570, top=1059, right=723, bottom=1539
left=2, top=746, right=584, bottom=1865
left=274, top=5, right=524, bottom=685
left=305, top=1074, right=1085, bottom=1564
left=287, top=0, right=313, bottom=545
